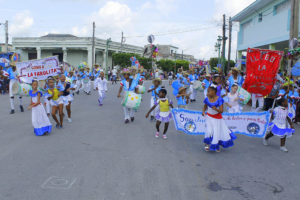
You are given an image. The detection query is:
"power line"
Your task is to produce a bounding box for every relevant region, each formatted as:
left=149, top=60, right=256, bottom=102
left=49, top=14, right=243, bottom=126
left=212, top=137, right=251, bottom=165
left=125, top=26, right=218, bottom=38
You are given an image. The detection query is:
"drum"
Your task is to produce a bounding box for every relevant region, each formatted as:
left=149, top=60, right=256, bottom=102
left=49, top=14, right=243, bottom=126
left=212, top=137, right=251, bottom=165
left=66, top=77, right=72, bottom=84
left=121, top=91, right=141, bottom=110
left=38, top=80, right=47, bottom=92
left=83, top=77, right=89, bottom=83
left=137, top=85, right=145, bottom=94
left=12, top=82, right=32, bottom=97
left=193, top=81, right=204, bottom=92
left=237, top=86, right=251, bottom=105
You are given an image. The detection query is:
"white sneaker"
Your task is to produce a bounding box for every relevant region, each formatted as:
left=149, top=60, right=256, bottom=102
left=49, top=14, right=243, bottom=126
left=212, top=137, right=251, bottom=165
left=155, top=132, right=159, bottom=138
left=263, top=138, right=268, bottom=146
left=162, top=134, right=167, bottom=139
left=280, top=146, right=288, bottom=152
left=68, top=118, right=72, bottom=123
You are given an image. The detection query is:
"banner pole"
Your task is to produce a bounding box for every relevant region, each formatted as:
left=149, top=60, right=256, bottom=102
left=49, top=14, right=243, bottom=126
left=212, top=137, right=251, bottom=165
left=265, top=99, right=277, bottom=138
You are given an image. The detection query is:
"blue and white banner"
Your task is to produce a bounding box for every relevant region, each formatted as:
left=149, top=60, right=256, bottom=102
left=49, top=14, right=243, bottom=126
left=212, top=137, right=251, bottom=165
left=171, top=109, right=270, bottom=138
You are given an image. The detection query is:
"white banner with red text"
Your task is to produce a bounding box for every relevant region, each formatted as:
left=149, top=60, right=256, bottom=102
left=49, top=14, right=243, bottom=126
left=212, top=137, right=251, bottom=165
left=171, top=109, right=270, bottom=138
left=16, top=56, right=61, bottom=83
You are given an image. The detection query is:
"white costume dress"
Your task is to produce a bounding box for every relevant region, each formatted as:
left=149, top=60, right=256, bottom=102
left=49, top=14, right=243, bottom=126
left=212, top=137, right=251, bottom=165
left=94, top=77, right=107, bottom=104
left=203, top=97, right=237, bottom=151
left=224, top=92, right=243, bottom=113
left=267, top=106, right=295, bottom=138
left=29, top=91, right=52, bottom=136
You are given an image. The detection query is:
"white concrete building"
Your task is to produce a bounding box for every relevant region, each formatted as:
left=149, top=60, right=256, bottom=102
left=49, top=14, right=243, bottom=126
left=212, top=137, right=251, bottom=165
left=12, top=34, right=143, bottom=68
left=231, top=0, right=299, bottom=59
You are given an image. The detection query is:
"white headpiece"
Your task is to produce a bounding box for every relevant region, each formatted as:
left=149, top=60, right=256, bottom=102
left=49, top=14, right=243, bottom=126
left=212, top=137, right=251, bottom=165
left=210, top=83, right=217, bottom=88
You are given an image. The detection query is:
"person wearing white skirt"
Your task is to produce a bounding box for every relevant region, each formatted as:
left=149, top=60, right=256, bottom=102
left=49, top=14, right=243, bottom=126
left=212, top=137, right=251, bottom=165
left=28, top=80, right=52, bottom=136
left=224, top=84, right=244, bottom=113
left=187, top=69, right=198, bottom=102
left=202, top=82, right=237, bottom=152
left=263, top=97, right=295, bottom=152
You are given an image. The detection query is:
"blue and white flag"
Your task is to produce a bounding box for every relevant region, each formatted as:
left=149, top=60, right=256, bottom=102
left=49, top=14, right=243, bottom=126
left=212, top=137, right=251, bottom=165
left=171, top=109, right=270, bottom=138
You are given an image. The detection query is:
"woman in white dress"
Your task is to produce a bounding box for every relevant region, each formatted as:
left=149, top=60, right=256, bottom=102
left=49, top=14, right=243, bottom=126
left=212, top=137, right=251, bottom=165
left=28, top=78, right=52, bottom=136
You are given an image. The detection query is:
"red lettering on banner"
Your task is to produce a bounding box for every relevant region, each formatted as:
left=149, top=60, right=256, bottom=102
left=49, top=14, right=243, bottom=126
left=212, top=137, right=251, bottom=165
left=54, top=69, right=57, bottom=73
left=34, top=72, right=36, bottom=76
left=243, top=48, right=283, bottom=96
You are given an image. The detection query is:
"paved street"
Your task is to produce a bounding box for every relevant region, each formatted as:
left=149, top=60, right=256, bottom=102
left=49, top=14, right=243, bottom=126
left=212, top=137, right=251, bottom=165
left=0, top=80, right=299, bottom=200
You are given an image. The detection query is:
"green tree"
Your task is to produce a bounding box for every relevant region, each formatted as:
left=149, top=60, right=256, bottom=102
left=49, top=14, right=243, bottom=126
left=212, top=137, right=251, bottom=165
left=175, top=60, right=190, bottom=71
left=112, top=53, right=140, bottom=68
left=138, top=57, right=152, bottom=70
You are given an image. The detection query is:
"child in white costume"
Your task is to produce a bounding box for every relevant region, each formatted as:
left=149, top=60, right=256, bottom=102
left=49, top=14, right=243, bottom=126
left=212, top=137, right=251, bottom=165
left=263, top=96, right=295, bottom=152
left=224, top=84, right=245, bottom=113
left=95, top=72, right=107, bottom=106
left=202, top=82, right=237, bottom=152
left=28, top=78, right=52, bottom=136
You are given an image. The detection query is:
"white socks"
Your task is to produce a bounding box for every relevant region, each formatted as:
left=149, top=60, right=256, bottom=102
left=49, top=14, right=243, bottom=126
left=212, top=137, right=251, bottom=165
left=10, top=98, right=14, bottom=110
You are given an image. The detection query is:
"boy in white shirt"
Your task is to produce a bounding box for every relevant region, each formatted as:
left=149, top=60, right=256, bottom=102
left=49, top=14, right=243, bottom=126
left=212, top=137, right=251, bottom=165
left=95, top=72, right=107, bottom=106
left=112, top=67, right=117, bottom=84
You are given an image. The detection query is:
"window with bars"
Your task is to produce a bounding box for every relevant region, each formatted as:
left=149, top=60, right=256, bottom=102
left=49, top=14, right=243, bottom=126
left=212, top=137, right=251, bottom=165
left=258, top=13, right=262, bottom=22
left=241, top=19, right=252, bottom=44
left=275, top=0, right=291, bottom=15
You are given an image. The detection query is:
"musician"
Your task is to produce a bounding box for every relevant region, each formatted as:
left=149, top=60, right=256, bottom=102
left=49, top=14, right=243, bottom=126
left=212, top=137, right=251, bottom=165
left=7, top=62, right=23, bottom=114
left=117, top=69, right=138, bottom=124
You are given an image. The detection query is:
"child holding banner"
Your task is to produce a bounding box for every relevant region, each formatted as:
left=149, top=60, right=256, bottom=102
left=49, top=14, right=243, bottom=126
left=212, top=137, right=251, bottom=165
left=263, top=97, right=295, bottom=152
left=202, top=82, right=237, bottom=152
left=176, top=87, right=190, bottom=109
left=146, top=88, right=173, bottom=139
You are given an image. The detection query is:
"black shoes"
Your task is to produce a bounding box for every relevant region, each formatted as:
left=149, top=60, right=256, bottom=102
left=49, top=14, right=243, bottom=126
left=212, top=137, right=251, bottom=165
left=125, top=119, right=130, bottom=124
left=131, top=117, right=134, bottom=122
left=10, top=110, right=14, bottom=114
left=20, top=105, right=24, bottom=112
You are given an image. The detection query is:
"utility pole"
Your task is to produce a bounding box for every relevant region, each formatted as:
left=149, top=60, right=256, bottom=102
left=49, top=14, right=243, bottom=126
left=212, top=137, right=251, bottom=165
left=227, top=16, right=232, bottom=74
left=288, top=0, right=299, bottom=75
left=222, top=14, right=226, bottom=73
left=5, top=20, right=8, bottom=52
left=92, top=22, right=95, bottom=68
left=121, top=31, right=123, bottom=53
left=182, top=50, right=183, bottom=60
left=105, top=38, right=112, bottom=79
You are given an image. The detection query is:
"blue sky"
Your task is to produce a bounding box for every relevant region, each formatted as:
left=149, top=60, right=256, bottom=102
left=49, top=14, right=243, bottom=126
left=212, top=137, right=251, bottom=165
left=0, top=0, right=255, bottom=60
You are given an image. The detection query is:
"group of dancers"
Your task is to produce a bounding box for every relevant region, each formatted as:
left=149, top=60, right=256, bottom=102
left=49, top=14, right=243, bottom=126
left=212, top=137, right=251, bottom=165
left=4, top=60, right=297, bottom=153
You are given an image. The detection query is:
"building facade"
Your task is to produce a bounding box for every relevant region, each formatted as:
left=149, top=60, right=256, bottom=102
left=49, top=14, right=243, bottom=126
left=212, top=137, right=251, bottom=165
left=143, top=44, right=197, bottom=63
left=12, top=34, right=144, bottom=69
left=0, top=43, right=13, bottom=52
left=231, top=0, right=299, bottom=59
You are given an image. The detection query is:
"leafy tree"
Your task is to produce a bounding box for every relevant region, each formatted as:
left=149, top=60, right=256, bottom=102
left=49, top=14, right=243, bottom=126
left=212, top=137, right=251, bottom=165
left=112, top=53, right=140, bottom=68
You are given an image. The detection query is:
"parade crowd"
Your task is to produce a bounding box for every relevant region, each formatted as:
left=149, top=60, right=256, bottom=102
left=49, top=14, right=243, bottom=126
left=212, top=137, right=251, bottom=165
left=0, top=58, right=298, bottom=153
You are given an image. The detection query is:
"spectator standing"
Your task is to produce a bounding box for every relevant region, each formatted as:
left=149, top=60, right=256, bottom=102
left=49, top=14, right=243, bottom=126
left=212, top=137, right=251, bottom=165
left=112, top=67, right=117, bottom=84
left=107, top=67, right=111, bottom=81
left=168, top=71, right=173, bottom=85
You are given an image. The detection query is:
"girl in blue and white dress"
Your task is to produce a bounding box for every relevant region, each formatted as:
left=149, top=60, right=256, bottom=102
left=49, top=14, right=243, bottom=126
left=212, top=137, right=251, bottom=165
left=202, top=82, right=237, bottom=152
left=263, top=96, right=295, bottom=152
left=28, top=78, right=52, bottom=136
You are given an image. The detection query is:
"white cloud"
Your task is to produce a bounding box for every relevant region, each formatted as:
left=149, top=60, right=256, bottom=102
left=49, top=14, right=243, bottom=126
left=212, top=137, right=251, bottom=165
left=9, top=10, right=34, bottom=37
left=155, top=0, right=181, bottom=16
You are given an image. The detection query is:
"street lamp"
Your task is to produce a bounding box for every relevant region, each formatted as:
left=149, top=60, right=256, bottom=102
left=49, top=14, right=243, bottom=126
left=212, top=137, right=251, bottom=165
left=215, top=36, right=222, bottom=66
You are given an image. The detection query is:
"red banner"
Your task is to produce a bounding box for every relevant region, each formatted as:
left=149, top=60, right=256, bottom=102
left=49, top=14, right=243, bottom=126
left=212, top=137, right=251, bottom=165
left=243, top=48, right=283, bottom=96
